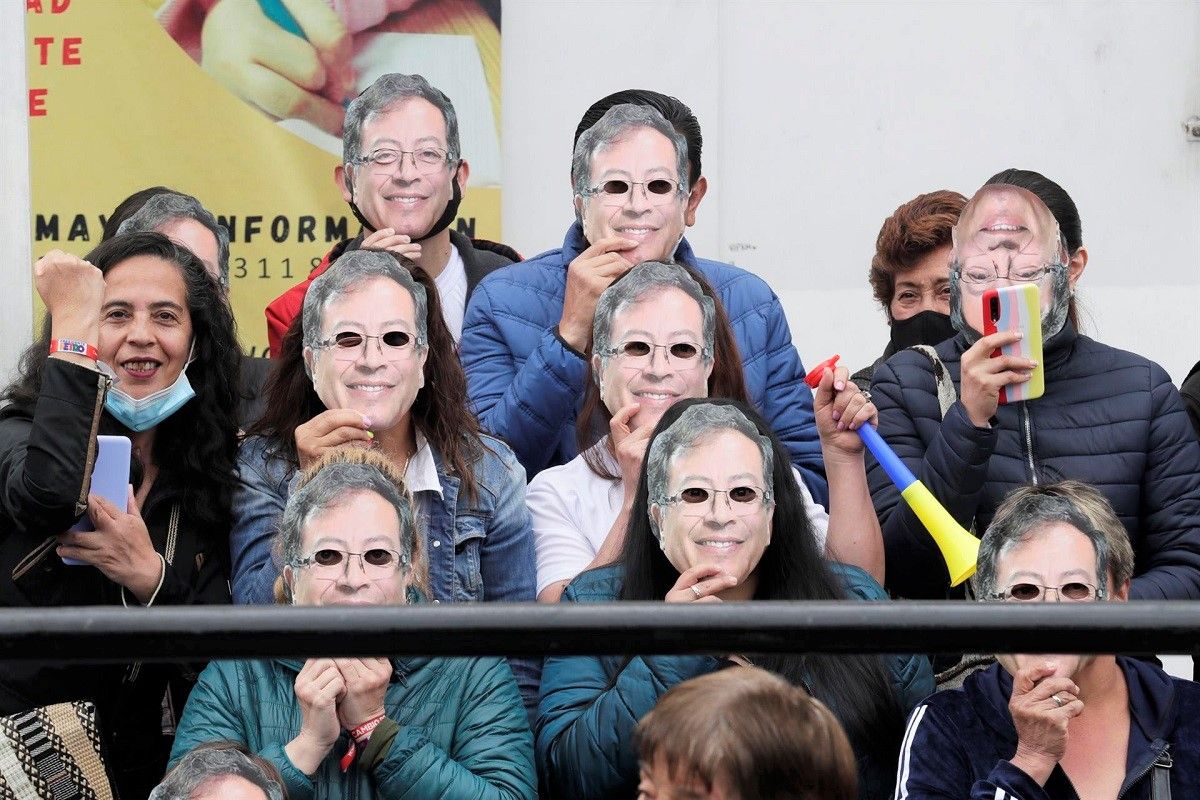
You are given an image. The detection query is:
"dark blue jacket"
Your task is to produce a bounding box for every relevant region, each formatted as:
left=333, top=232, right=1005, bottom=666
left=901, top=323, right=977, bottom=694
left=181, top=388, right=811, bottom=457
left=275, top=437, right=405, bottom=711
left=893, top=657, right=1200, bottom=799
left=536, top=563, right=934, bottom=800
left=869, top=323, right=1200, bottom=599
left=460, top=222, right=827, bottom=504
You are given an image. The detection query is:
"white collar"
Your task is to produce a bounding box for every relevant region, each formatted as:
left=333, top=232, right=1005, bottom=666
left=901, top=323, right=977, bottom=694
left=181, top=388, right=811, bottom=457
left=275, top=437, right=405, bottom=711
left=405, top=432, right=442, bottom=497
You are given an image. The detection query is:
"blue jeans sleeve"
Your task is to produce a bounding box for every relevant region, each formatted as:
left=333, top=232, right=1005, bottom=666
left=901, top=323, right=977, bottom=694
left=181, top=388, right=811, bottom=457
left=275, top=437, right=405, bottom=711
left=230, top=439, right=292, bottom=605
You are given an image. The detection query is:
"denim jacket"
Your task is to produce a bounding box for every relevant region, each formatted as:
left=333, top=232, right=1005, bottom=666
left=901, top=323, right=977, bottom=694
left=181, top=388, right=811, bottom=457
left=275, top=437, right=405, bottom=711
left=229, top=433, right=540, bottom=715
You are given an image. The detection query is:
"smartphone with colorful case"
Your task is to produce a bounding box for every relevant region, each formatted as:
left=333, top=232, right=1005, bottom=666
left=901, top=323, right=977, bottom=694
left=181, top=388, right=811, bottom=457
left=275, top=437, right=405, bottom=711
left=982, top=283, right=1044, bottom=403
left=63, top=435, right=131, bottom=565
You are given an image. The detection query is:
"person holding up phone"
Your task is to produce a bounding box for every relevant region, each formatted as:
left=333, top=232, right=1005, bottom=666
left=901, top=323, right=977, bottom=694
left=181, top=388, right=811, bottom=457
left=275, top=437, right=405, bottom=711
left=868, top=178, right=1200, bottom=601
left=0, top=232, right=241, bottom=799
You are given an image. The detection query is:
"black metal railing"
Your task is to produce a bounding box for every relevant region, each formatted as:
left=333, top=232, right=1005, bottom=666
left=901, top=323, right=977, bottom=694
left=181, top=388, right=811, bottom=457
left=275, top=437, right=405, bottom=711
left=0, top=601, right=1197, bottom=663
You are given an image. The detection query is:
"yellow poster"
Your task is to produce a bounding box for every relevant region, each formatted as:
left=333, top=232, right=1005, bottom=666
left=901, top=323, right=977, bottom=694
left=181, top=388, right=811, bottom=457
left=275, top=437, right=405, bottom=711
left=26, top=0, right=502, bottom=356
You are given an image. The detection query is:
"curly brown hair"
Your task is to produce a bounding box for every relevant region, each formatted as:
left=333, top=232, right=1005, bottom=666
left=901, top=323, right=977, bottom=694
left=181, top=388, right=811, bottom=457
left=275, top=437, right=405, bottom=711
left=868, top=190, right=966, bottom=319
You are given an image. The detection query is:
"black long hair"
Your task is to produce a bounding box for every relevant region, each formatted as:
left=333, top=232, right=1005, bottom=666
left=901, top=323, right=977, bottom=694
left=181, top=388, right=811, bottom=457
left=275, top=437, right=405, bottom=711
left=618, top=398, right=904, bottom=768
left=2, top=232, right=241, bottom=539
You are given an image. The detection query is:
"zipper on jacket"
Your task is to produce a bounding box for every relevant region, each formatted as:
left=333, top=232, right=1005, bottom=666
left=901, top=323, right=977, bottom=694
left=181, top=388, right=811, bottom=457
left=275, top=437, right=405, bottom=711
left=1118, top=743, right=1170, bottom=799
left=1019, top=402, right=1037, bottom=485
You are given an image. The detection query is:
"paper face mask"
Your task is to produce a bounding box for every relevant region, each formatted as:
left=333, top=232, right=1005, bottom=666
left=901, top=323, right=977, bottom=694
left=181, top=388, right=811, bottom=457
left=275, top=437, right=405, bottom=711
left=949, top=184, right=1071, bottom=342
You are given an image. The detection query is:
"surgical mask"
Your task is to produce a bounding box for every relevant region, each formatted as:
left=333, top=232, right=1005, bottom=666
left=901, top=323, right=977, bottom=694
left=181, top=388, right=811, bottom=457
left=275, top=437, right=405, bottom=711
left=101, top=353, right=197, bottom=432
left=889, top=309, right=957, bottom=350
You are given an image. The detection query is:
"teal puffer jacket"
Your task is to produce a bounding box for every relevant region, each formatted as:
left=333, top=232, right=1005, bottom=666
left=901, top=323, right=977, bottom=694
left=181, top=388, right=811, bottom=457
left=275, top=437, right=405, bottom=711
left=536, top=563, right=935, bottom=800
left=170, top=656, right=535, bottom=800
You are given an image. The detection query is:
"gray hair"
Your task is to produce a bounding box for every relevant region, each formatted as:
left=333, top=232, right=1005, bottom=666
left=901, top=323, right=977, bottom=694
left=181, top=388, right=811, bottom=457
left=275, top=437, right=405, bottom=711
left=571, top=103, right=690, bottom=198
left=973, top=481, right=1134, bottom=600
left=279, top=454, right=417, bottom=574
left=646, top=403, right=774, bottom=539
left=116, top=191, right=230, bottom=286
left=301, top=250, right=429, bottom=351
left=149, top=746, right=283, bottom=800
left=344, top=73, right=461, bottom=167
left=593, top=261, right=715, bottom=370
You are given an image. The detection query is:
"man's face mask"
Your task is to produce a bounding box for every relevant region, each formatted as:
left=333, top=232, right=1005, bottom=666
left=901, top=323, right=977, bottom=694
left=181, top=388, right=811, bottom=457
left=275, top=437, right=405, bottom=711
left=949, top=185, right=1071, bottom=343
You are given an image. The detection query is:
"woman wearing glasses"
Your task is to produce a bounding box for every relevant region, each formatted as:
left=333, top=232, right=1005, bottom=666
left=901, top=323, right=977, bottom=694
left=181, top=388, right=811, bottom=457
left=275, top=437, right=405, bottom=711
left=529, top=261, right=837, bottom=603
left=173, top=448, right=536, bottom=799
left=535, top=399, right=933, bottom=800
left=869, top=176, right=1200, bottom=602
left=230, top=249, right=538, bottom=712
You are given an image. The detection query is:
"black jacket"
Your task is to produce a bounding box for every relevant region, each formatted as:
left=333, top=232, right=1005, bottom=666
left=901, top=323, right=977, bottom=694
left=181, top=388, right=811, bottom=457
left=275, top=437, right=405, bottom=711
left=895, top=657, right=1200, bottom=799
left=0, top=358, right=230, bottom=798
left=869, top=323, right=1200, bottom=600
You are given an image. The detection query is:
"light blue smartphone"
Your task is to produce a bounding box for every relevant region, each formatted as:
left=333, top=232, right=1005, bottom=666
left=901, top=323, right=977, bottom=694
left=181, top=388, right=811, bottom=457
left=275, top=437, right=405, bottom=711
left=63, top=435, right=131, bottom=565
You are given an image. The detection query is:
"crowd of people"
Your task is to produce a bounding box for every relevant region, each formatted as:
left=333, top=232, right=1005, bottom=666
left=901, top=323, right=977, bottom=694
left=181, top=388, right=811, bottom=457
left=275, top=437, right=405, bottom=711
left=2, top=71, right=1200, bottom=800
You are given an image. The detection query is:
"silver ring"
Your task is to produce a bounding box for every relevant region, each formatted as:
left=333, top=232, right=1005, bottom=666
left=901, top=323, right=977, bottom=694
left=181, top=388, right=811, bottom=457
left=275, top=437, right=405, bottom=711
left=1052, top=694, right=1064, bottom=707
left=860, top=390, right=873, bottom=404
left=690, top=585, right=702, bottom=599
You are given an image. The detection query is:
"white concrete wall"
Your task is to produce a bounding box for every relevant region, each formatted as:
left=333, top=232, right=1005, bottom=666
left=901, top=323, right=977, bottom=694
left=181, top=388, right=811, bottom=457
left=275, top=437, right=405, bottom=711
left=502, top=0, right=1200, bottom=382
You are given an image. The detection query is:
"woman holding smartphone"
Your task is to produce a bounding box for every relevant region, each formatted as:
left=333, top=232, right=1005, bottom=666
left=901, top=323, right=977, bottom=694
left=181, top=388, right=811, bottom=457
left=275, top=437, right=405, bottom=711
left=869, top=177, right=1200, bottom=601
left=0, top=233, right=241, bottom=798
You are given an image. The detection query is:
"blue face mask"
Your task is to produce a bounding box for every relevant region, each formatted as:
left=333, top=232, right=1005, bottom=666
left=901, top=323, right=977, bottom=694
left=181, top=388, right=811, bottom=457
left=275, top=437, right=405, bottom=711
left=102, top=357, right=196, bottom=432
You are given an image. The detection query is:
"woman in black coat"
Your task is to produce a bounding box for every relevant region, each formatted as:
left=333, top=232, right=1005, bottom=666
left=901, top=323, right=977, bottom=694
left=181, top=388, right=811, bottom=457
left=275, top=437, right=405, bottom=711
left=869, top=175, right=1200, bottom=602
left=0, top=232, right=241, bottom=798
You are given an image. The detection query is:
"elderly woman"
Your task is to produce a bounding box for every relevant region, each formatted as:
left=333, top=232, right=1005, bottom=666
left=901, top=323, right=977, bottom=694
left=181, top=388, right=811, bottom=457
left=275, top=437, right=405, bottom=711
left=0, top=233, right=241, bottom=798
left=869, top=181, right=1200, bottom=600
left=635, top=666, right=858, bottom=800
left=894, top=481, right=1200, bottom=798
left=528, top=261, right=831, bottom=602
left=851, top=190, right=965, bottom=390
left=171, top=449, right=536, bottom=799
left=231, top=249, right=538, bottom=710
left=536, top=399, right=932, bottom=800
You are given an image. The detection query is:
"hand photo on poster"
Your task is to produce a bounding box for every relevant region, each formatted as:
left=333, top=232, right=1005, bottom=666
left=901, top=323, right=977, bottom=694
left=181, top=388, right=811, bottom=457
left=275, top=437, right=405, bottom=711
left=156, top=0, right=502, bottom=186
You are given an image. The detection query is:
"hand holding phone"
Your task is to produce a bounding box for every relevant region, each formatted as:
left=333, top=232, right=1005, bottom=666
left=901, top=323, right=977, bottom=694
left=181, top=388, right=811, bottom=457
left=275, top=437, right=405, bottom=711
left=982, top=284, right=1045, bottom=404
left=63, top=435, right=131, bottom=565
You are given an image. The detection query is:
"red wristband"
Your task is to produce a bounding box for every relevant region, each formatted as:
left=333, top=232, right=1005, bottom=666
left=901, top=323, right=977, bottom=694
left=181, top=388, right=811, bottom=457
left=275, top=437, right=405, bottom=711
left=49, top=339, right=98, bottom=362
left=350, top=713, right=387, bottom=743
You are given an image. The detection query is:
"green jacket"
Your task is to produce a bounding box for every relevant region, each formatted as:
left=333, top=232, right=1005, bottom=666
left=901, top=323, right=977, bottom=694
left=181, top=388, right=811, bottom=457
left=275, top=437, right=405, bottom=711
left=170, top=656, right=535, bottom=800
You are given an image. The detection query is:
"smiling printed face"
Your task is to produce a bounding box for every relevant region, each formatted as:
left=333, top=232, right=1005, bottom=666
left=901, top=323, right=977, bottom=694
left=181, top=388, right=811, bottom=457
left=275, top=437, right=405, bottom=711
left=655, top=429, right=774, bottom=584
left=577, top=126, right=687, bottom=266
left=99, top=255, right=193, bottom=400
left=288, top=489, right=408, bottom=607
left=339, top=97, right=465, bottom=238
left=595, top=286, right=713, bottom=431
left=306, top=276, right=427, bottom=433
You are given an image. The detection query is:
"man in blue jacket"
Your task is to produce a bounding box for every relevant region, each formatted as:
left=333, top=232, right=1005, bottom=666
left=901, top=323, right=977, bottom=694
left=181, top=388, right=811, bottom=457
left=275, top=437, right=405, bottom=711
left=894, top=481, right=1200, bottom=799
left=461, top=90, right=826, bottom=501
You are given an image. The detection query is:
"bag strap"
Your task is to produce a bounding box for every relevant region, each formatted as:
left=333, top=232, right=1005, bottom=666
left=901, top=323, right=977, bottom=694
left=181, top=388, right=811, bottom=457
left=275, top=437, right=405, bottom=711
left=908, top=345, right=957, bottom=420
left=1152, top=746, right=1172, bottom=800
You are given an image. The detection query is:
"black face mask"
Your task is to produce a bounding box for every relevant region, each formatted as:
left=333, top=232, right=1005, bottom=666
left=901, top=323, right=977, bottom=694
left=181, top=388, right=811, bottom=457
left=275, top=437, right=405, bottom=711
left=347, top=163, right=464, bottom=243
left=889, top=309, right=957, bottom=350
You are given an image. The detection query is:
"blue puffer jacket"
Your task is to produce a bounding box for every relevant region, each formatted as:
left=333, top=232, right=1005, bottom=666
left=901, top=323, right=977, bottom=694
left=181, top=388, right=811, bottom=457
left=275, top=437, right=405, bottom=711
left=460, top=222, right=827, bottom=504
left=536, top=563, right=934, bottom=800
left=893, top=656, right=1200, bottom=799
left=869, top=323, right=1200, bottom=599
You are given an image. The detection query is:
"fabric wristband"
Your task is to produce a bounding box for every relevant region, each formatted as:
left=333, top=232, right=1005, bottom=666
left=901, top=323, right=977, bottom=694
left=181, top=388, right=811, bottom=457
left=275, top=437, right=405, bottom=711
left=49, top=339, right=99, bottom=361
